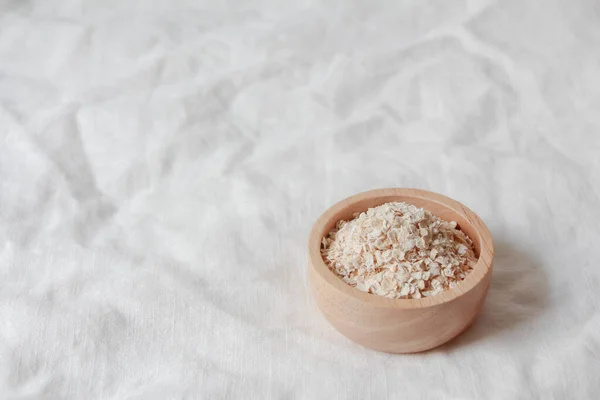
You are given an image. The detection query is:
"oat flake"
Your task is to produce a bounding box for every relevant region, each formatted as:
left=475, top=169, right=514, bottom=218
left=321, top=202, right=477, bottom=299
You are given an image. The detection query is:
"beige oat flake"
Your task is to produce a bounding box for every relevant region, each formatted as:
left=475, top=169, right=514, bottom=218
left=321, top=201, right=477, bottom=299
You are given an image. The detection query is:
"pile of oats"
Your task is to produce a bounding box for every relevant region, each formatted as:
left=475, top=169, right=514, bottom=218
left=321, top=202, right=477, bottom=299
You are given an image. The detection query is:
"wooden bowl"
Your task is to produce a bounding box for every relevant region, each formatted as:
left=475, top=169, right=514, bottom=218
left=308, top=188, right=494, bottom=353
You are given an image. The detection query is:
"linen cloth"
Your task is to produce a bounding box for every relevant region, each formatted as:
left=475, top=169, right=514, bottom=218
left=1, top=0, right=600, bottom=398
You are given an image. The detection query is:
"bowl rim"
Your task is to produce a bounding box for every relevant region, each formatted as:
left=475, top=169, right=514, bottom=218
left=308, top=188, right=494, bottom=309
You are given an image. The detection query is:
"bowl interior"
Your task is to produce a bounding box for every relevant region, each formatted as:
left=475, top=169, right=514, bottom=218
left=309, top=189, right=493, bottom=308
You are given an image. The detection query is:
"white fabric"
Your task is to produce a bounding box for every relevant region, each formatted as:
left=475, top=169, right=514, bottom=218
left=1, top=0, right=600, bottom=398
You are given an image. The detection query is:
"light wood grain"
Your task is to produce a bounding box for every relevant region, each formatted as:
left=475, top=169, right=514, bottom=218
left=307, top=188, right=494, bottom=353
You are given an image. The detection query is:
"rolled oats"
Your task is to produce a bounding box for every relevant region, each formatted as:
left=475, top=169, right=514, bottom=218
left=321, top=201, right=477, bottom=299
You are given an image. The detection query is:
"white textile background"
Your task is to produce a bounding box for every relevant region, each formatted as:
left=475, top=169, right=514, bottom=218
left=1, top=0, right=600, bottom=399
